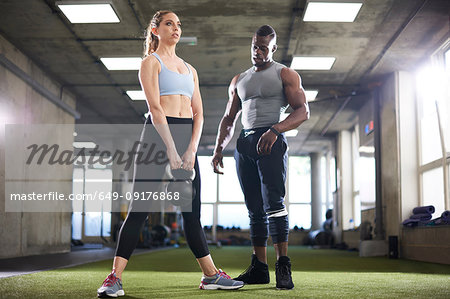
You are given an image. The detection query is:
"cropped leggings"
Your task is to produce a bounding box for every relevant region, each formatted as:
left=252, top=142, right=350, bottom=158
left=115, top=116, right=209, bottom=259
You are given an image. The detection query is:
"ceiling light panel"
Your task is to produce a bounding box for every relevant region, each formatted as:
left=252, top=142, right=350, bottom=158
left=100, top=57, right=141, bottom=70
left=291, top=57, right=336, bottom=70
left=303, top=2, right=363, bottom=22
left=285, top=130, right=299, bottom=137
left=126, top=90, right=146, bottom=101
left=57, top=3, right=120, bottom=23
left=304, top=90, right=319, bottom=101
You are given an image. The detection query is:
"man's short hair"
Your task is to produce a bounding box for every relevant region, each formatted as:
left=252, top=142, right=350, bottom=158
left=256, top=25, right=276, bottom=39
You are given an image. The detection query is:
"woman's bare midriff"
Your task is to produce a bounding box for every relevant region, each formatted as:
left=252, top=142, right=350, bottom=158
left=160, top=94, right=192, bottom=118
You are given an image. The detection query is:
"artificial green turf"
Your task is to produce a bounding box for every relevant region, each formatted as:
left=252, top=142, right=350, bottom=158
left=1, top=246, right=449, bottom=298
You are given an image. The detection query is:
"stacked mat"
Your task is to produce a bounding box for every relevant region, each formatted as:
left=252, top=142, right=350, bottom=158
left=433, top=210, right=450, bottom=225
left=402, top=206, right=450, bottom=227
left=402, top=205, right=434, bottom=227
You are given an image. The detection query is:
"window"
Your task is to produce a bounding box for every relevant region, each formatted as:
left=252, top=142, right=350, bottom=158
left=330, top=156, right=337, bottom=193
left=289, top=204, right=312, bottom=229
left=218, top=157, right=244, bottom=202
left=422, top=167, right=445, bottom=214
left=288, top=156, right=312, bottom=229
left=84, top=168, right=112, bottom=237
left=288, top=156, right=311, bottom=203
left=218, top=204, right=249, bottom=229
left=352, top=129, right=361, bottom=227
left=357, top=155, right=376, bottom=210
left=416, top=44, right=450, bottom=216
left=198, top=156, right=216, bottom=203
left=72, top=159, right=112, bottom=240
left=72, top=168, right=83, bottom=240
left=200, top=203, right=214, bottom=227
left=417, top=69, right=443, bottom=164
left=198, top=156, right=247, bottom=229
left=198, top=155, right=314, bottom=230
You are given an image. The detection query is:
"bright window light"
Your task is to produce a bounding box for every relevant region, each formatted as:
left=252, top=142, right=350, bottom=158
left=126, top=90, right=146, bottom=101
left=445, top=49, right=450, bottom=73
left=291, top=56, right=336, bottom=70
left=73, top=142, right=96, bottom=148
left=100, top=57, right=142, bottom=70
left=303, top=2, right=363, bottom=22
left=415, top=66, right=446, bottom=104
left=57, top=3, right=120, bottom=23
left=305, top=90, right=318, bottom=101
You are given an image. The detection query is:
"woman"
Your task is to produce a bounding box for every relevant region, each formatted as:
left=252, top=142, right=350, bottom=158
left=97, top=11, right=244, bottom=297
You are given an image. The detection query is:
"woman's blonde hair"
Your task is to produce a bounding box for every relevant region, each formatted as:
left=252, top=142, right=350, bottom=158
left=143, top=10, right=174, bottom=57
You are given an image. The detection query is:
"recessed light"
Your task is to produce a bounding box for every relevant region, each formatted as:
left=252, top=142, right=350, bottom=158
left=100, top=57, right=142, bottom=70
left=285, top=130, right=299, bottom=137
left=305, top=90, right=318, bottom=101
left=57, top=3, right=120, bottom=23
left=303, top=2, right=363, bottom=22
left=73, top=142, right=97, bottom=148
left=291, top=56, right=336, bottom=70
left=126, top=90, right=146, bottom=101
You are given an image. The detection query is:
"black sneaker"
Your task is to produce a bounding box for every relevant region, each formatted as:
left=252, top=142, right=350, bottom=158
left=234, top=254, right=270, bottom=284
left=275, top=256, right=294, bottom=289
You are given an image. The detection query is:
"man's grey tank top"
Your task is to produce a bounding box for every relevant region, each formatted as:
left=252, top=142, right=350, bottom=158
left=236, top=61, right=289, bottom=130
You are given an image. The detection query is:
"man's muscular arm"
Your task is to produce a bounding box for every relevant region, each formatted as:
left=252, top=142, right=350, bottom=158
left=256, top=68, right=310, bottom=155
left=211, top=74, right=242, bottom=174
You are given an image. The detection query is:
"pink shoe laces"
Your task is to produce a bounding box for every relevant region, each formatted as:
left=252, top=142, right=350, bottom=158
left=102, top=272, right=118, bottom=287
left=218, top=269, right=231, bottom=279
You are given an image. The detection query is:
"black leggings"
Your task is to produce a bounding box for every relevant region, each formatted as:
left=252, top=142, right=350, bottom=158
left=115, top=116, right=209, bottom=259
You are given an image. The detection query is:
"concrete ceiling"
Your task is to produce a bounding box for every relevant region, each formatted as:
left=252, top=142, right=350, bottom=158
left=0, top=0, right=449, bottom=155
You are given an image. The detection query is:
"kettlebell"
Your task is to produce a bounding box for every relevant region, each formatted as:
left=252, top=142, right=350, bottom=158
left=165, top=164, right=196, bottom=207
left=165, top=164, right=196, bottom=181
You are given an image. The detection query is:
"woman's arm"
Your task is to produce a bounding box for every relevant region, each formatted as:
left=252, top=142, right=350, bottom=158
left=139, top=55, right=182, bottom=169
left=181, top=64, right=204, bottom=171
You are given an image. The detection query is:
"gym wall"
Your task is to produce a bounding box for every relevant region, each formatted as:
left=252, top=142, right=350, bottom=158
left=0, top=34, right=76, bottom=258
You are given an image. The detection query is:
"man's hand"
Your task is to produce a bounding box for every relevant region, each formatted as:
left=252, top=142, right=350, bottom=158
left=256, top=130, right=278, bottom=155
left=211, top=151, right=225, bottom=174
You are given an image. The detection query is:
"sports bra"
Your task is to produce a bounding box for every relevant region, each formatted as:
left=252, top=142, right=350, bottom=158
left=152, top=53, right=195, bottom=99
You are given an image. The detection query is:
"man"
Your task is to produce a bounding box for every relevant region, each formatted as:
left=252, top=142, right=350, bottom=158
left=211, top=25, right=309, bottom=290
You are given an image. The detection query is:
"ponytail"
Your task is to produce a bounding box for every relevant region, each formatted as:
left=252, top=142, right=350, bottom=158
left=143, top=10, right=173, bottom=57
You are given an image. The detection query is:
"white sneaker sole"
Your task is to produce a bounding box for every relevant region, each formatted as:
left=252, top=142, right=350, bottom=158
left=200, top=284, right=244, bottom=290
left=98, top=289, right=125, bottom=297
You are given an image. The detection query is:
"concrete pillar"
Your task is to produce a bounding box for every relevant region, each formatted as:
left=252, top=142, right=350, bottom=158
left=310, top=152, right=323, bottom=230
